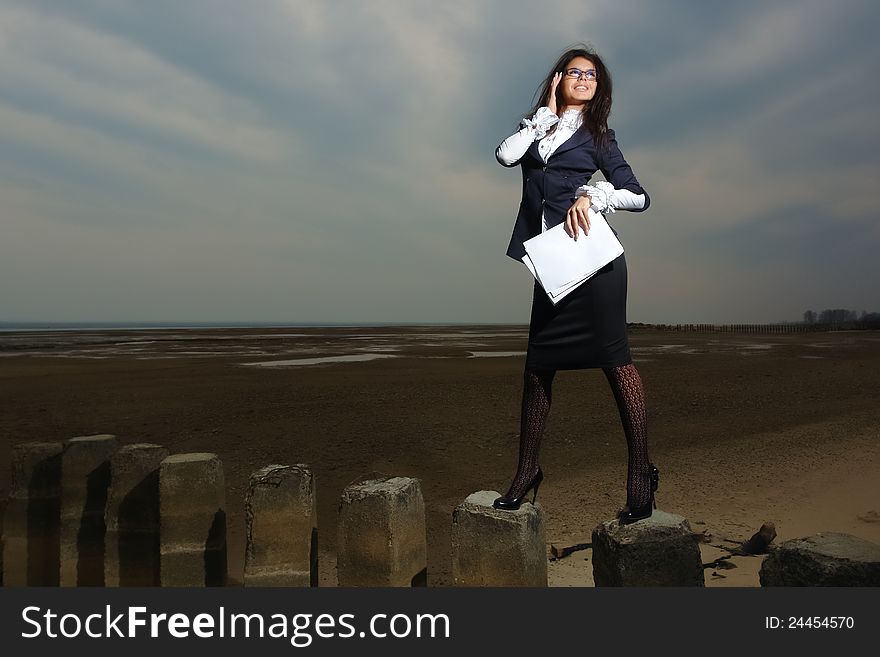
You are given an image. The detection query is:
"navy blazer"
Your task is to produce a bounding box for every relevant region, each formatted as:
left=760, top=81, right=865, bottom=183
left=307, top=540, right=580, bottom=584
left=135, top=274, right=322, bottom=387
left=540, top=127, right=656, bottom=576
left=503, top=126, right=650, bottom=261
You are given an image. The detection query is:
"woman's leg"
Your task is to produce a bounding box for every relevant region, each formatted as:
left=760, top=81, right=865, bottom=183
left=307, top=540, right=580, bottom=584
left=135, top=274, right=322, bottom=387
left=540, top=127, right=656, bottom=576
left=603, top=362, right=653, bottom=510
left=499, top=366, right=556, bottom=500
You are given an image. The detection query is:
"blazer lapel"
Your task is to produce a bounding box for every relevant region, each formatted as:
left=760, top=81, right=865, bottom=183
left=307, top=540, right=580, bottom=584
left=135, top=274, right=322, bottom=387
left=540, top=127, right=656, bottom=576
left=549, top=125, right=591, bottom=159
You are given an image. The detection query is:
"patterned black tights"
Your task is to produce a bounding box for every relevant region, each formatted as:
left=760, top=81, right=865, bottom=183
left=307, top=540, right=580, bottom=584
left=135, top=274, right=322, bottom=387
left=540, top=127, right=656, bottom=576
left=603, top=363, right=652, bottom=511
left=501, top=367, right=555, bottom=501
left=502, top=363, right=651, bottom=510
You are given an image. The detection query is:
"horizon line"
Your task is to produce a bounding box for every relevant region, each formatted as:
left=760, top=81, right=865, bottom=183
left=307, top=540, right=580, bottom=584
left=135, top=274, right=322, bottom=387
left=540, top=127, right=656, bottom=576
left=0, top=319, right=846, bottom=331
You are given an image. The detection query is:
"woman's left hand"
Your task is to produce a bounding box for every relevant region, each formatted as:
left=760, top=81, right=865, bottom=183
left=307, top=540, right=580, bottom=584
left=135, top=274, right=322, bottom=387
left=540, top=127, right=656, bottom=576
left=565, top=195, right=592, bottom=240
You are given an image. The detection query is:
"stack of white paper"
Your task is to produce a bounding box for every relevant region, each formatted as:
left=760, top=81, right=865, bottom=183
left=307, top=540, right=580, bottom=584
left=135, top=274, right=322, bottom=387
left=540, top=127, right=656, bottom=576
left=522, top=208, right=624, bottom=305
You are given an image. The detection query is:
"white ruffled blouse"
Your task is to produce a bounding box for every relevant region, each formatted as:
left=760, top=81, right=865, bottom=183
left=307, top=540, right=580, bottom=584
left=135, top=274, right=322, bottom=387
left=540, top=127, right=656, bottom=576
left=496, top=107, right=646, bottom=235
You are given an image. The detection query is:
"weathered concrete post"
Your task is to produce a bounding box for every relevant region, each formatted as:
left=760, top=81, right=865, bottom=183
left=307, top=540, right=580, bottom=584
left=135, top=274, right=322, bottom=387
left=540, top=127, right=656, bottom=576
left=60, top=434, right=118, bottom=586
left=451, top=491, right=547, bottom=586
left=2, top=442, right=63, bottom=586
left=244, top=464, right=318, bottom=586
left=337, top=476, right=426, bottom=586
left=592, top=510, right=704, bottom=586
left=105, top=443, right=168, bottom=586
left=159, top=453, right=227, bottom=586
left=759, top=532, right=880, bottom=586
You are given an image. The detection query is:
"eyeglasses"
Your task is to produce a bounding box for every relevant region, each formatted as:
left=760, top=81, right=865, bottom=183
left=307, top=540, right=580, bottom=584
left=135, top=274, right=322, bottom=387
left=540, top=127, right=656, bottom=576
left=564, top=68, right=598, bottom=81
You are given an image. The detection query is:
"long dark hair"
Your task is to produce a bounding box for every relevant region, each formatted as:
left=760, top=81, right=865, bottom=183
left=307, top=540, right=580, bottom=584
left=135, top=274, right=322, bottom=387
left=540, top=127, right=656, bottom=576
left=526, top=44, right=613, bottom=151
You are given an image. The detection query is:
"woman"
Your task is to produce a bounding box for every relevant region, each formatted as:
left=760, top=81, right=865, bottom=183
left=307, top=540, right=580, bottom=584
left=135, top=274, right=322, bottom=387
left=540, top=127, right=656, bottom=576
left=493, top=45, right=659, bottom=524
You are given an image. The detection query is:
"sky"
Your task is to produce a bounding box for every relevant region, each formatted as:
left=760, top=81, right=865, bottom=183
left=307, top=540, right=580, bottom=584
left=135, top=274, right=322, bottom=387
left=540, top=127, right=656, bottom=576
left=1, top=0, right=878, bottom=325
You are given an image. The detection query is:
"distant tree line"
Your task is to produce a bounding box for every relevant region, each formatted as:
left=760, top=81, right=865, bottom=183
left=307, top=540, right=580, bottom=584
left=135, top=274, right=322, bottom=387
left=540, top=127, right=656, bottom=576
left=802, top=308, right=880, bottom=329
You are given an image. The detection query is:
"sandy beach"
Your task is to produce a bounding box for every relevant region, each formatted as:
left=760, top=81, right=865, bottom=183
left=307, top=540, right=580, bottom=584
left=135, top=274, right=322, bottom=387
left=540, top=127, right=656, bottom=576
left=1, top=326, right=878, bottom=586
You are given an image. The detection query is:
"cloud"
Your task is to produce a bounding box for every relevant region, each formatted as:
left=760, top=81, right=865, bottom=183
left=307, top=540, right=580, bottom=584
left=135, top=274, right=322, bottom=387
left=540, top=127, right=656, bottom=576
left=0, top=4, right=291, bottom=162
left=0, top=0, right=877, bottom=323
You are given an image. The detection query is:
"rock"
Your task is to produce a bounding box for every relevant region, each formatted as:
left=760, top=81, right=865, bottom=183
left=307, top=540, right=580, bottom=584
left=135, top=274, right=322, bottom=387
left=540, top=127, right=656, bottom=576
left=739, top=522, right=776, bottom=555
left=759, top=532, right=880, bottom=586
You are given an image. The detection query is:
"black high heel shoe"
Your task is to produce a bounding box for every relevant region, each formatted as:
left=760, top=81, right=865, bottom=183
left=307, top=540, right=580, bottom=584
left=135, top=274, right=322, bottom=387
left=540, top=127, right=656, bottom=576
left=493, top=467, right=543, bottom=510
left=617, top=463, right=659, bottom=525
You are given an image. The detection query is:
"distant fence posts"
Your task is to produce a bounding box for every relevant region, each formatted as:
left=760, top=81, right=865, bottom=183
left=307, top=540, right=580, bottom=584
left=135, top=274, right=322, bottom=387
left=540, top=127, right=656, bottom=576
left=629, top=322, right=864, bottom=334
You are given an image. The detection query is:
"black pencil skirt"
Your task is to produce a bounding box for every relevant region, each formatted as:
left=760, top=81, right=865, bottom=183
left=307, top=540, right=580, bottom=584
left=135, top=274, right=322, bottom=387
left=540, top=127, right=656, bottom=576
left=525, top=252, right=633, bottom=370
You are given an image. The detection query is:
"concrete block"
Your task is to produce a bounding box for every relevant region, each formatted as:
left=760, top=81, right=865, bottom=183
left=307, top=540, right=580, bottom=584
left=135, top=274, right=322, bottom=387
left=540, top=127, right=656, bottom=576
left=337, top=476, right=426, bottom=587
left=759, top=532, right=880, bottom=586
left=2, top=442, right=63, bottom=586
left=592, top=510, right=704, bottom=586
left=105, top=443, right=168, bottom=587
left=159, top=453, right=226, bottom=587
left=59, top=434, right=118, bottom=586
left=451, top=490, right=547, bottom=587
left=244, top=464, right=317, bottom=587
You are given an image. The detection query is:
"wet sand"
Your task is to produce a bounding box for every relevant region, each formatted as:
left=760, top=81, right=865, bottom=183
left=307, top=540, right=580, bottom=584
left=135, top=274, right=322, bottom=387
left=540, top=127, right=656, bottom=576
left=1, top=326, right=878, bottom=586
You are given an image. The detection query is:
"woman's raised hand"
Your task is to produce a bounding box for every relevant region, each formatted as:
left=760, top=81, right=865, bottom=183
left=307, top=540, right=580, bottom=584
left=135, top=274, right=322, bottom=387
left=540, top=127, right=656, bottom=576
left=565, top=195, right=592, bottom=240
left=547, top=72, right=562, bottom=115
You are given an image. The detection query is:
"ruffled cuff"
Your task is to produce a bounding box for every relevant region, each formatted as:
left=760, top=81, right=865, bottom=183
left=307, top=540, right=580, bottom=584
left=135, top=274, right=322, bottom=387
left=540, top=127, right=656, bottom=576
left=575, top=181, right=617, bottom=213
left=520, top=106, right=559, bottom=139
